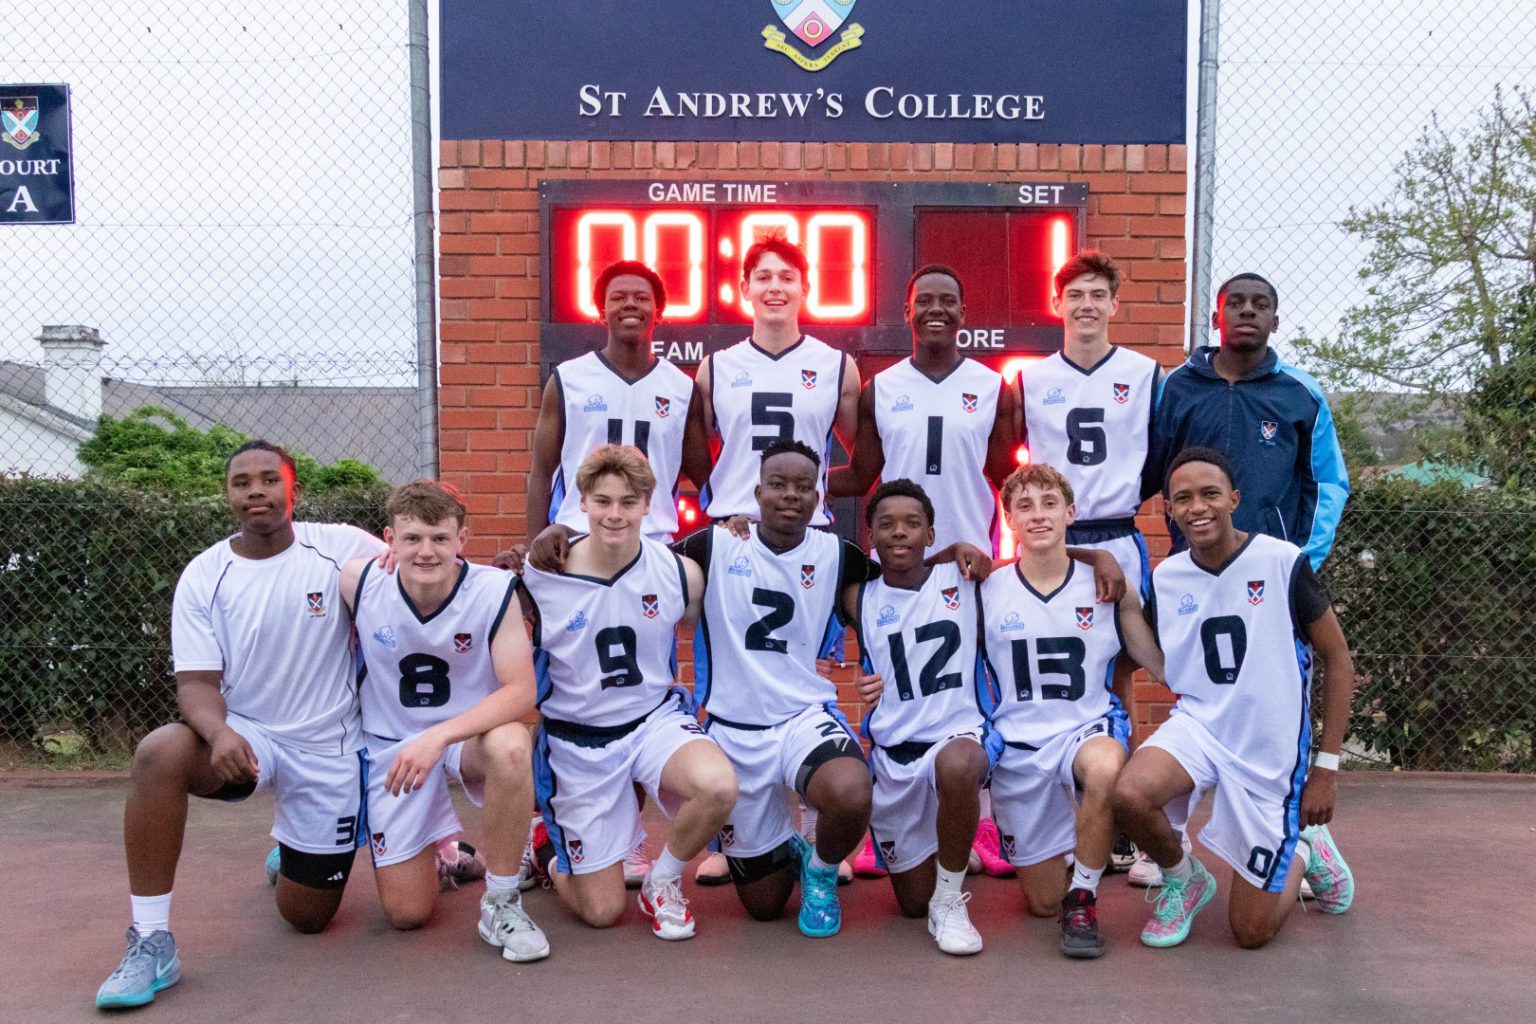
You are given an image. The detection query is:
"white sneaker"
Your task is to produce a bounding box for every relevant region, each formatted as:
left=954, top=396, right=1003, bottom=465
left=1128, top=849, right=1163, bottom=888
left=1300, top=877, right=1316, bottom=900
left=438, top=840, right=486, bottom=892
left=478, top=889, right=550, bottom=962
left=928, top=890, right=983, bottom=955
left=623, top=838, right=650, bottom=890
left=638, top=873, right=696, bottom=940
left=966, top=848, right=983, bottom=875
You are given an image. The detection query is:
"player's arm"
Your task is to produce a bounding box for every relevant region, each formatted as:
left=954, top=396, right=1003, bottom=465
left=681, top=377, right=716, bottom=491
left=827, top=379, right=883, bottom=497
left=338, top=558, right=368, bottom=614
left=1116, top=589, right=1164, bottom=684
left=985, top=376, right=1021, bottom=490
left=526, top=375, right=563, bottom=545
left=176, top=671, right=259, bottom=784
left=834, top=352, right=862, bottom=451
left=385, top=582, right=540, bottom=796
left=1299, top=606, right=1356, bottom=827
left=925, top=541, right=995, bottom=581
left=678, top=555, right=707, bottom=628
left=525, top=522, right=578, bottom=572
left=1066, top=546, right=1127, bottom=603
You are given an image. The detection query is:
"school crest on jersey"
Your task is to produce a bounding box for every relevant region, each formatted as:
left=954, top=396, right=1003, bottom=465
left=942, top=586, right=960, bottom=611
left=306, top=592, right=326, bottom=617
left=642, top=593, right=660, bottom=618
left=566, top=838, right=584, bottom=864
left=655, top=395, right=671, bottom=418
left=719, top=824, right=736, bottom=848
left=801, top=564, right=816, bottom=589
left=1260, top=420, right=1278, bottom=444
left=1000, top=833, right=1017, bottom=859
left=454, top=632, right=473, bottom=653
left=879, top=839, right=897, bottom=865
left=1113, top=382, right=1130, bottom=404
left=371, top=832, right=388, bottom=856
left=1247, top=580, right=1266, bottom=605
left=961, top=392, right=978, bottom=413
left=801, top=368, right=818, bottom=389
left=1076, top=606, right=1094, bottom=630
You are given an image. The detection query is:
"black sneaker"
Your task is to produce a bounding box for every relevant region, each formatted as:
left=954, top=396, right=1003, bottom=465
left=1059, top=887, right=1105, bottom=959
left=1108, top=833, right=1135, bottom=873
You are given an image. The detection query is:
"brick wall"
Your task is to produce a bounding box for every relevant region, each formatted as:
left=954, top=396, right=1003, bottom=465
left=438, top=138, right=1187, bottom=738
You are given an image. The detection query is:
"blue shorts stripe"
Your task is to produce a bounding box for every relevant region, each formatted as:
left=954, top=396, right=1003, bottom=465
left=532, top=727, right=570, bottom=875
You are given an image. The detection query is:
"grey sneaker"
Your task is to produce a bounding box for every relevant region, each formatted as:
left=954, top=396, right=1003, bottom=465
left=477, top=889, right=550, bottom=962
left=438, top=840, right=486, bottom=892
left=95, top=926, right=180, bottom=1009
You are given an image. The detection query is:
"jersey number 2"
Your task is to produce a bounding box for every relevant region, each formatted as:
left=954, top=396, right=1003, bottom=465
left=744, top=588, right=795, bottom=653
left=887, top=621, right=962, bottom=700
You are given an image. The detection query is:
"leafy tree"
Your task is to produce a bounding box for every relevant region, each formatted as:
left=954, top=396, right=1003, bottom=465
left=1295, top=89, right=1536, bottom=394
left=1462, top=284, right=1536, bottom=488
left=78, top=406, right=386, bottom=495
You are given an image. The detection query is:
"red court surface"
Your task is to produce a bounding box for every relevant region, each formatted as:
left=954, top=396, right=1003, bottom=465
left=4, top=772, right=1532, bottom=1023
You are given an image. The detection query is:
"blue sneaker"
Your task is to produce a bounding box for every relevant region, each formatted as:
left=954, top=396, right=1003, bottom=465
left=264, top=845, right=281, bottom=886
left=96, top=926, right=180, bottom=1009
left=792, top=833, right=842, bottom=937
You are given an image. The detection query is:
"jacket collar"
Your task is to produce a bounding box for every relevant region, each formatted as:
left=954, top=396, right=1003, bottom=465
left=1186, top=344, right=1280, bottom=382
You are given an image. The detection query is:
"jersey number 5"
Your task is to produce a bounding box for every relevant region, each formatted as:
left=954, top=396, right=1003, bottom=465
left=751, top=393, right=795, bottom=452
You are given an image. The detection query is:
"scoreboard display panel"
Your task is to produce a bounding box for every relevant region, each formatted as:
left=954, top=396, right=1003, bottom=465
left=539, top=179, right=1088, bottom=370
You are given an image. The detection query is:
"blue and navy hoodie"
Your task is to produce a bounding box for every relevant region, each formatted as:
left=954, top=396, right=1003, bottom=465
left=1146, top=345, right=1348, bottom=570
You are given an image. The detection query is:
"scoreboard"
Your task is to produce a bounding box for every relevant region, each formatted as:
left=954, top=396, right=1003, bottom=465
left=538, top=179, right=1088, bottom=371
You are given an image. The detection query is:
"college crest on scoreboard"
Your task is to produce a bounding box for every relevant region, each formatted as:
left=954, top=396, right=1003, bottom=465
left=762, top=1, right=864, bottom=72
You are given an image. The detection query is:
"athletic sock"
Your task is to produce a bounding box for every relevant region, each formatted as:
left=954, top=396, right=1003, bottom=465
left=1294, top=838, right=1313, bottom=873
left=977, top=788, right=993, bottom=819
left=933, top=864, right=965, bottom=899
left=1071, top=861, right=1105, bottom=894
left=650, top=846, right=687, bottom=885
left=807, top=850, right=836, bottom=873
left=131, top=892, right=172, bottom=936
left=484, top=871, right=520, bottom=895
left=1165, top=852, right=1195, bottom=884
left=800, top=804, right=819, bottom=840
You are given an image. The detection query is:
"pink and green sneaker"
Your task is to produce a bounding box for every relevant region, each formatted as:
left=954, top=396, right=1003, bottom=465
left=1300, top=824, right=1354, bottom=913
left=1140, top=856, right=1216, bottom=948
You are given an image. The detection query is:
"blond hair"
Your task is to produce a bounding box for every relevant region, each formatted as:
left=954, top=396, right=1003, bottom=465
left=575, top=444, right=655, bottom=499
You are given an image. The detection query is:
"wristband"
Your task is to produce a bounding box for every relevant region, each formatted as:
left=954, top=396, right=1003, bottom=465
left=1312, top=751, right=1340, bottom=771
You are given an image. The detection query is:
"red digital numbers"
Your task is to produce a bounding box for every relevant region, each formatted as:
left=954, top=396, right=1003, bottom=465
left=551, top=206, right=873, bottom=325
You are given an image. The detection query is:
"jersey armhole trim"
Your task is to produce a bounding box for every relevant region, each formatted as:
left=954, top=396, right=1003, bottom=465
left=353, top=558, right=373, bottom=615
left=488, top=574, right=519, bottom=645
left=672, top=549, right=689, bottom=607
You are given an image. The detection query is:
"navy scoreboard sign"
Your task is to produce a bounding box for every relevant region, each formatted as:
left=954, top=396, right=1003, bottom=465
left=539, top=178, right=1088, bottom=371
left=443, top=2, right=1186, bottom=144
left=0, top=84, right=74, bottom=225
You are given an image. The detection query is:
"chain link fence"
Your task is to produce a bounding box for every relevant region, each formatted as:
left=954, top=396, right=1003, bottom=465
left=1199, top=0, right=1536, bottom=771
left=1, top=3, right=425, bottom=764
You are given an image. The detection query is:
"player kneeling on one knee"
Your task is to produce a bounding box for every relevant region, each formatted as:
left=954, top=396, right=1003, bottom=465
left=977, top=463, right=1165, bottom=959
left=341, top=480, right=549, bottom=960
left=844, top=479, right=998, bottom=956
left=522, top=445, right=737, bottom=940
left=1112, top=448, right=1357, bottom=951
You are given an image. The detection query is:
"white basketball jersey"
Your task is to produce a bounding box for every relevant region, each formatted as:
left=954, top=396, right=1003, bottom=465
left=353, top=561, right=518, bottom=742
left=521, top=536, right=688, bottom=728
left=857, top=564, right=987, bottom=747
left=1151, top=534, right=1316, bottom=795
left=693, top=524, right=843, bottom=725
left=170, top=522, right=386, bottom=755
left=702, top=335, right=846, bottom=525
left=1019, top=347, right=1160, bottom=521
left=978, top=560, right=1125, bottom=749
left=873, top=358, right=1002, bottom=555
left=550, top=351, right=694, bottom=539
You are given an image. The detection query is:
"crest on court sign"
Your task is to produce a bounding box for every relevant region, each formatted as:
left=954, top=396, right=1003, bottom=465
left=1, top=96, right=40, bottom=150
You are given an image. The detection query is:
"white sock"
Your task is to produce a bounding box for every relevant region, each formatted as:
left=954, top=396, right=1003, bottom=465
left=1071, top=861, right=1105, bottom=893
left=650, top=846, right=687, bottom=885
left=484, top=870, right=520, bottom=894
left=131, top=892, right=172, bottom=935
left=978, top=789, right=993, bottom=818
left=808, top=850, right=836, bottom=873
left=1294, top=838, right=1313, bottom=872
left=800, top=803, right=819, bottom=840
left=1165, top=852, right=1195, bottom=883
left=933, top=864, right=965, bottom=899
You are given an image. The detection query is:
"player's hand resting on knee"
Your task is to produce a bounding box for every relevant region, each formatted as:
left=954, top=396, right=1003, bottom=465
left=210, top=726, right=259, bottom=785
left=386, top=732, right=448, bottom=796
left=1300, top=767, right=1337, bottom=827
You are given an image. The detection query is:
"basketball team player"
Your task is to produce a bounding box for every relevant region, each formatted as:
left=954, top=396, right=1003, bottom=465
left=1016, top=250, right=1169, bottom=883
left=96, top=442, right=386, bottom=1009
left=339, top=481, right=547, bottom=960
left=520, top=445, right=738, bottom=940
left=526, top=258, right=707, bottom=886
left=843, top=480, right=996, bottom=955
left=978, top=463, right=1164, bottom=959
left=1114, top=448, right=1357, bottom=949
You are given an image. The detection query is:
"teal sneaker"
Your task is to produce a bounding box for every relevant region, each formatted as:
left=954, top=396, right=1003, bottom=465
left=1140, top=857, right=1215, bottom=948
left=792, top=833, right=842, bottom=937
left=264, top=845, right=281, bottom=886
left=96, top=926, right=180, bottom=1009
left=1300, top=825, right=1354, bottom=914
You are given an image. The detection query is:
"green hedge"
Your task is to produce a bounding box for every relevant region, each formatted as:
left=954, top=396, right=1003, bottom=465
left=0, top=477, right=388, bottom=760
left=1326, top=476, right=1536, bottom=771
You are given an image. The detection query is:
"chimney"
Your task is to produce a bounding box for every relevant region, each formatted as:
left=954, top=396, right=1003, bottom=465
left=37, top=325, right=105, bottom=425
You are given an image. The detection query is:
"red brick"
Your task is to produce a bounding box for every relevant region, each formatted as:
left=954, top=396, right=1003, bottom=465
left=467, top=168, right=527, bottom=190
left=441, top=363, right=498, bottom=386
left=804, top=144, right=824, bottom=170
left=1129, top=173, right=1186, bottom=194
left=482, top=140, right=503, bottom=167
left=1103, top=145, right=1124, bottom=171
left=525, top=141, right=546, bottom=167
left=954, top=146, right=975, bottom=171
left=441, top=451, right=500, bottom=473
left=469, top=212, right=536, bottom=234
left=569, top=141, right=590, bottom=168
left=440, top=233, right=497, bottom=254
left=634, top=141, right=653, bottom=168
left=717, top=143, right=738, bottom=170
left=1158, top=283, right=1187, bottom=303
left=496, top=278, right=539, bottom=299
left=1127, top=215, right=1186, bottom=237
left=827, top=143, right=846, bottom=170
left=460, top=141, right=481, bottom=167
left=782, top=142, right=802, bottom=170
left=1135, top=260, right=1187, bottom=281
left=504, top=141, right=525, bottom=167
left=1060, top=146, right=1081, bottom=172
left=438, top=254, right=469, bottom=277
left=1125, top=145, right=1146, bottom=172
left=610, top=143, right=632, bottom=169
left=1082, top=145, right=1103, bottom=171
left=440, top=140, right=459, bottom=167
left=439, top=321, right=496, bottom=342
left=655, top=141, right=675, bottom=168
left=760, top=143, right=781, bottom=170
left=439, top=168, right=467, bottom=190
left=913, top=144, right=933, bottom=171
left=1096, top=193, right=1158, bottom=215
left=466, top=256, right=530, bottom=278
left=440, top=279, right=496, bottom=299
left=441, top=408, right=498, bottom=430
left=1097, top=237, right=1158, bottom=260
left=850, top=143, right=870, bottom=170
left=934, top=143, right=954, bottom=170
left=1157, top=238, right=1185, bottom=259
left=739, top=142, right=759, bottom=168
left=1087, top=215, right=1130, bottom=238
left=1124, top=303, right=1184, bottom=324
left=1158, top=194, right=1187, bottom=216
left=439, top=190, right=498, bottom=212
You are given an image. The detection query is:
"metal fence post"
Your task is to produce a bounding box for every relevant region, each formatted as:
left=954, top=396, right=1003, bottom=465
left=1188, top=0, right=1220, bottom=353
left=410, top=0, right=440, bottom=479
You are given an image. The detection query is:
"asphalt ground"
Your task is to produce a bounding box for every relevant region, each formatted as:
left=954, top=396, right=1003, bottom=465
left=3, top=772, right=1532, bottom=1024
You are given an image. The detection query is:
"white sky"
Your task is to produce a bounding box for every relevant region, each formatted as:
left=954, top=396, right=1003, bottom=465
left=2, top=1, right=1533, bottom=385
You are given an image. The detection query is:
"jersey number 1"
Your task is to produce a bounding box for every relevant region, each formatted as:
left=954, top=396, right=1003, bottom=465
left=887, top=621, right=962, bottom=700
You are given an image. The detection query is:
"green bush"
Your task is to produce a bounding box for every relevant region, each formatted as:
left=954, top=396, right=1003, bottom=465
left=1326, top=475, right=1536, bottom=771
left=0, top=477, right=388, bottom=760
